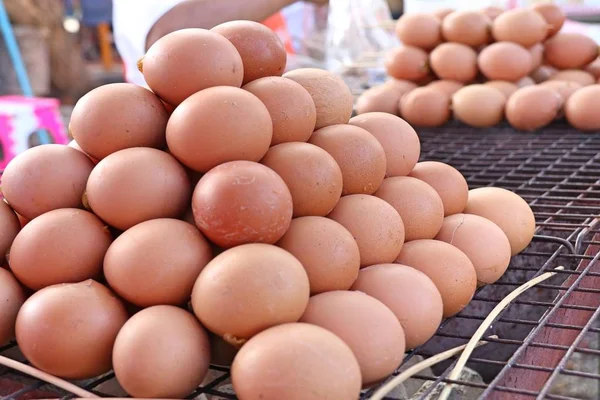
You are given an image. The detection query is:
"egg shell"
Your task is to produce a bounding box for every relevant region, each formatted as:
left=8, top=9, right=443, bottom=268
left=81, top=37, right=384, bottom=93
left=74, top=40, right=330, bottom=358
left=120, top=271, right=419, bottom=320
left=277, top=216, right=360, bottom=295
left=482, top=6, right=504, bottom=21
left=104, top=219, right=212, bottom=307
left=441, top=11, right=491, bottom=47
left=532, top=3, right=566, bottom=37
left=231, top=323, right=362, bottom=400
left=9, top=208, right=111, bottom=290
left=531, top=65, right=559, bottom=83
left=492, top=8, right=548, bottom=47
left=141, top=28, right=243, bottom=105
left=384, top=45, right=430, bottom=81
left=349, top=112, right=420, bottom=177
left=478, top=42, right=533, bottom=82
left=309, top=124, right=386, bottom=195
left=395, top=13, right=441, bottom=50
left=351, top=264, right=443, bottom=349
left=260, top=142, right=343, bottom=217
left=550, top=70, right=596, bottom=86
left=375, top=176, right=444, bottom=241
left=436, top=214, right=512, bottom=285
left=327, top=194, right=405, bottom=268
left=516, top=76, right=536, bottom=88
left=427, top=80, right=465, bottom=97
left=0, top=268, right=25, bottom=345
left=1, top=144, right=94, bottom=220
left=539, top=80, right=583, bottom=113
left=243, top=77, right=316, bottom=145
left=395, top=240, right=477, bottom=317
left=68, top=139, right=99, bottom=164
left=399, top=87, right=451, bottom=127
left=86, top=148, right=191, bottom=231
left=452, top=84, right=506, bottom=128
left=429, top=43, right=478, bottom=83
left=112, top=305, right=210, bottom=398
left=283, top=68, right=353, bottom=129
left=211, top=20, right=286, bottom=84
left=483, top=80, right=519, bottom=99
left=565, top=85, right=600, bottom=131
left=15, top=280, right=128, bottom=379
left=544, top=33, right=599, bottom=70
left=192, top=161, right=293, bottom=248
left=409, top=161, right=468, bottom=216
left=584, top=58, right=600, bottom=78
left=191, top=244, right=309, bottom=342
left=464, top=187, right=536, bottom=256
left=528, top=43, right=545, bottom=71
left=0, top=201, right=20, bottom=264
left=433, top=8, right=454, bottom=21
left=506, top=86, right=562, bottom=131
left=355, top=81, right=416, bottom=115
left=69, top=83, right=168, bottom=160
left=300, top=291, right=405, bottom=385
left=166, top=86, right=273, bottom=173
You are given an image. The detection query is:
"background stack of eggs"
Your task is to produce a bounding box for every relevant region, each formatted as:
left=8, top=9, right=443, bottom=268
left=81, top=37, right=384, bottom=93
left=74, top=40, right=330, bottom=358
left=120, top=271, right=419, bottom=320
left=1, top=19, right=535, bottom=400
left=358, top=3, right=600, bottom=132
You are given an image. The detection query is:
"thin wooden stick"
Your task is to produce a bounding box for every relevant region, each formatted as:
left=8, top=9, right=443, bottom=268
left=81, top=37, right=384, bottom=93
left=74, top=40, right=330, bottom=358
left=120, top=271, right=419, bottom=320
left=369, top=336, right=496, bottom=400
left=0, top=355, right=99, bottom=398
left=437, top=266, right=565, bottom=400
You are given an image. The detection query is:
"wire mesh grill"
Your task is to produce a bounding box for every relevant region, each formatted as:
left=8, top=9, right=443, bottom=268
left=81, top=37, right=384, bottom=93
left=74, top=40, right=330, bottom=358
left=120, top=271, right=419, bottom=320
left=1, top=123, right=599, bottom=400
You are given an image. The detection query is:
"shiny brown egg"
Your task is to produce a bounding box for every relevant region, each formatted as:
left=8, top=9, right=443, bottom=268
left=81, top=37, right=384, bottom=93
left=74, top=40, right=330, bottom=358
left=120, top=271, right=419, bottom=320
left=211, top=20, right=286, bottom=84
left=0, top=268, right=25, bottom=345
left=565, top=85, right=600, bottom=131
left=68, top=139, right=99, bottom=164
left=550, top=70, right=596, bottom=86
left=409, top=161, right=469, bottom=216
left=532, top=3, right=565, bottom=37
left=395, top=13, right=441, bottom=50
left=427, top=80, right=465, bottom=97
left=478, top=42, right=533, bottom=81
left=506, top=86, right=562, bottom=131
left=584, top=58, right=600, bottom=78
left=529, top=43, right=545, bottom=71
left=1, top=144, right=93, bottom=220
left=452, top=84, right=506, bottom=127
left=544, top=33, right=599, bottom=70
left=141, top=28, right=243, bottom=105
left=484, top=80, right=519, bottom=99
left=355, top=80, right=416, bottom=115
left=400, top=87, right=451, bottom=127
left=0, top=201, right=19, bottom=264
left=385, top=45, right=430, bottom=81
left=430, top=43, right=478, bottom=82
left=492, top=8, right=548, bottom=47
left=442, top=11, right=491, bottom=47
left=86, top=148, right=191, bottom=230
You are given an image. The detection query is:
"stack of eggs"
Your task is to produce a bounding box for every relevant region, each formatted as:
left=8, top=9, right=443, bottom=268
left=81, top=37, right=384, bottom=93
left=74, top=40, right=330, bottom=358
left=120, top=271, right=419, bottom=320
left=359, top=3, right=600, bottom=132
left=0, top=20, right=536, bottom=399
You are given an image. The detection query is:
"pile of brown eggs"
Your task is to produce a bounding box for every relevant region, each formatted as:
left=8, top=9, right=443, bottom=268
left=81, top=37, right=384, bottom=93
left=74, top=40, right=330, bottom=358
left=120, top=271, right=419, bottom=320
left=1, top=20, right=536, bottom=399
left=358, top=3, right=600, bottom=132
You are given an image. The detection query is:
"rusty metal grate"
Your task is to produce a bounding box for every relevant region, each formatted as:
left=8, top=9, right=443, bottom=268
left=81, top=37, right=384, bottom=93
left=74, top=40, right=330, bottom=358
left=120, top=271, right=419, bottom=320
left=1, top=123, right=599, bottom=400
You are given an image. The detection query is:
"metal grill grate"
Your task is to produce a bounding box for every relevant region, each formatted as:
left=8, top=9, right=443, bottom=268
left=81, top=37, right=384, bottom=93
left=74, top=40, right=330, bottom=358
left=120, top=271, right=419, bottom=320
left=1, top=123, right=599, bottom=400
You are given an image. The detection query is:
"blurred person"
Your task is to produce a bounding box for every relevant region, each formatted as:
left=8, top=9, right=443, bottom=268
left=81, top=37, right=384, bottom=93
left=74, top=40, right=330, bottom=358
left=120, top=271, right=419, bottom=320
left=112, top=0, right=328, bottom=87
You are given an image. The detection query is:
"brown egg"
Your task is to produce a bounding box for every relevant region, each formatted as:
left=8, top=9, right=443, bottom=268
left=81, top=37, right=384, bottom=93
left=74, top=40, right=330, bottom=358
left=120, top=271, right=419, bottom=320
left=16, top=280, right=128, bottom=379
left=191, top=244, right=309, bottom=343
left=104, top=219, right=212, bottom=307
left=452, top=84, right=506, bottom=127
left=327, top=195, right=405, bottom=267
left=492, top=8, right=548, bottom=47
left=482, top=6, right=504, bottom=21
left=243, top=77, right=316, bottom=145
left=9, top=209, right=111, bottom=290
left=384, top=45, right=430, bottom=81
left=0, top=201, right=19, bottom=263
left=532, top=3, right=565, bottom=37
left=113, top=305, right=210, bottom=398
left=141, top=28, right=243, bottom=105
left=86, top=148, right=190, bottom=231
left=565, top=85, right=600, bottom=131
left=283, top=68, right=353, bottom=129
left=584, top=58, right=600, bottom=78
left=0, top=268, right=25, bottom=345
left=427, top=80, right=465, bottom=97
left=433, top=8, right=454, bottom=21
left=409, top=161, right=468, bottom=216
left=355, top=82, right=411, bottom=116
left=277, top=217, right=360, bottom=295
left=309, top=124, right=386, bottom=195
left=529, top=43, right=545, bottom=71
left=484, top=80, right=519, bottom=99
left=232, top=323, right=362, bottom=400
left=1, top=145, right=94, bottom=220
left=540, top=80, right=582, bottom=105
left=211, top=20, right=286, bottom=84
left=544, top=33, right=599, bottom=70
left=300, top=291, right=405, bottom=385
left=478, top=42, right=533, bottom=81
left=261, top=143, right=343, bottom=217
left=517, top=76, right=536, bottom=87
left=396, top=240, right=477, bottom=317
left=192, top=161, right=292, bottom=248
left=430, top=43, right=478, bottom=82
left=550, top=70, right=596, bottom=86
left=68, top=139, right=99, bottom=164
left=442, top=11, right=491, bottom=47
left=351, top=264, right=443, bottom=349
left=349, top=112, right=420, bottom=177
left=531, top=65, right=559, bottom=83
left=70, top=83, right=168, bottom=160
left=399, top=87, right=451, bottom=127
left=436, top=214, right=511, bottom=285
left=375, top=177, right=444, bottom=241
left=166, top=86, right=272, bottom=173
left=395, top=13, right=441, bottom=50
left=464, top=187, right=536, bottom=256
left=506, top=86, right=562, bottom=131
